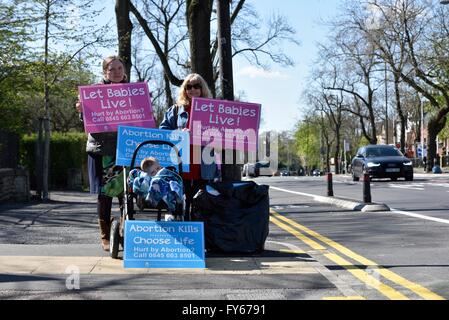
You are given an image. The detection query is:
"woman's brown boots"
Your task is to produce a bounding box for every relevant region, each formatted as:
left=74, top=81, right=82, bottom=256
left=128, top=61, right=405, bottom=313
left=97, top=195, right=113, bottom=251
left=98, top=218, right=110, bottom=251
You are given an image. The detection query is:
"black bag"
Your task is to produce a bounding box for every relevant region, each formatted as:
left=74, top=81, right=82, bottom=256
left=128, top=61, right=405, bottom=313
left=192, top=181, right=269, bottom=254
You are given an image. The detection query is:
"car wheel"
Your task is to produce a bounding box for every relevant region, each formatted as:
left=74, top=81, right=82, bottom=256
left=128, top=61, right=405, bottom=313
left=391, top=177, right=398, bottom=181
left=405, top=175, right=413, bottom=181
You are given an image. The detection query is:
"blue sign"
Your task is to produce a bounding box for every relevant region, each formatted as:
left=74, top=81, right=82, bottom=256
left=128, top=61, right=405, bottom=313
left=116, top=126, right=190, bottom=172
left=123, top=221, right=205, bottom=269
left=417, top=146, right=427, bottom=158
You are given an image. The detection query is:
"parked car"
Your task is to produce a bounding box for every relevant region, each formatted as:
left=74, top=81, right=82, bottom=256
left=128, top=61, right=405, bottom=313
left=242, top=163, right=255, bottom=177
left=254, top=161, right=274, bottom=177
left=351, top=145, right=414, bottom=181
left=243, top=161, right=274, bottom=177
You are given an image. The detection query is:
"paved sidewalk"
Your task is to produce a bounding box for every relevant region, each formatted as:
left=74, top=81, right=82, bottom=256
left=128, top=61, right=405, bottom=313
left=0, top=190, right=318, bottom=275
left=0, top=191, right=350, bottom=300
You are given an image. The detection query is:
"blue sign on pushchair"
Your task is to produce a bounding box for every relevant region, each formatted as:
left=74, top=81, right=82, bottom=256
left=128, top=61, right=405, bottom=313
left=116, top=126, right=190, bottom=172
left=123, top=221, right=205, bottom=269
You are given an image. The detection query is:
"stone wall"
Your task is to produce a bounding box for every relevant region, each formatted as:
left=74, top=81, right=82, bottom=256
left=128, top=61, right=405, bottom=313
left=0, top=168, right=30, bottom=203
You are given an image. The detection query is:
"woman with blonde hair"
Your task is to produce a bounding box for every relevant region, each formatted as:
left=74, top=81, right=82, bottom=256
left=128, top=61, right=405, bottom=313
left=159, top=73, right=217, bottom=220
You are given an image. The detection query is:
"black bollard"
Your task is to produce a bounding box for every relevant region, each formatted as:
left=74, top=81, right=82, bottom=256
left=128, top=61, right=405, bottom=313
left=327, top=173, right=334, bottom=197
left=363, top=173, right=372, bottom=203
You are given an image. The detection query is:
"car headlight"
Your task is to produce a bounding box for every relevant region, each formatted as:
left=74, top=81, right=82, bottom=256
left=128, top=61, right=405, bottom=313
left=367, top=162, right=381, bottom=168
left=403, top=161, right=413, bottom=166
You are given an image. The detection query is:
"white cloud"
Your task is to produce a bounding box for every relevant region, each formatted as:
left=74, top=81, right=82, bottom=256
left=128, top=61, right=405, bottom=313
left=237, top=66, right=291, bottom=80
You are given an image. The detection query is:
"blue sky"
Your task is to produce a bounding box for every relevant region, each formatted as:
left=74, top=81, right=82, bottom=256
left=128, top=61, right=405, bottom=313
left=91, top=0, right=340, bottom=133
left=233, top=0, right=340, bottom=133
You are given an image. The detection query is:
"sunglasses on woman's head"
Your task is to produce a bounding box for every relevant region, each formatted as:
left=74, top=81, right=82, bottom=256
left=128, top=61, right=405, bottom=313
left=185, top=83, right=202, bottom=90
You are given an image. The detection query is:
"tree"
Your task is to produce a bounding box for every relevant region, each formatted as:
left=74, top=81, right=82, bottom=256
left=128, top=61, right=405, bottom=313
left=130, top=0, right=188, bottom=111
left=318, top=37, right=382, bottom=145
left=116, top=0, right=133, bottom=80
left=277, top=131, right=300, bottom=171
left=124, top=0, right=299, bottom=181
left=295, top=117, right=321, bottom=173
left=347, top=0, right=449, bottom=171
left=127, top=0, right=299, bottom=91
left=21, top=0, right=109, bottom=199
left=0, top=1, right=35, bottom=134
left=186, top=0, right=214, bottom=90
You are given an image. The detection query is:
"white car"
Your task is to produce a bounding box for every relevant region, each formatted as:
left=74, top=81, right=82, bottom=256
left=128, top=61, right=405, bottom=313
left=243, top=161, right=274, bottom=177
left=242, top=163, right=256, bottom=177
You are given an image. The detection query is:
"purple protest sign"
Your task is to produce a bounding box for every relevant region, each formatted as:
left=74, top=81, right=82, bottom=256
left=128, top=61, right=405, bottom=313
left=79, top=82, right=156, bottom=133
left=189, top=97, right=261, bottom=152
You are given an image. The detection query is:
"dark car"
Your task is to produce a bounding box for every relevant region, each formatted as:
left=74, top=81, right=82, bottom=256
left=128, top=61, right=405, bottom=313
left=351, top=145, right=414, bottom=181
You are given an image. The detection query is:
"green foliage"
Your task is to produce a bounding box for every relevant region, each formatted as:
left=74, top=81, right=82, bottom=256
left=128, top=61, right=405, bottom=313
left=294, top=119, right=321, bottom=169
left=276, top=131, right=301, bottom=170
left=1, top=56, right=95, bottom=135
left=0, top=2, right=32, bottom=134
left=352, top=136, right=370, bottom=156
left=20, top=132, right=88, bottom=189
left=1, top=1, right=100, bottom=135
left=439, top=118, right=449, bottom=141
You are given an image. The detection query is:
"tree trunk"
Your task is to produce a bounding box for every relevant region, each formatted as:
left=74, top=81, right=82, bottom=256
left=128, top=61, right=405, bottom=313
left=187, top=0, right=214, bottom=95
left=217, top=0, right=234, bottom=101
left=216, top=0, right=240, bottom=182
left=42, top=0, right=51, bottom=201
left=116, top=0, right=133, bottom=80
left=367, top=89, right=377, bottom=145
left=393, top=79, right=406, bottom=154
left=325, top=142, right=331, bottom=173
left=427, top=115, right=447, bottom=172
left=334, top=127, right=341, bottom=174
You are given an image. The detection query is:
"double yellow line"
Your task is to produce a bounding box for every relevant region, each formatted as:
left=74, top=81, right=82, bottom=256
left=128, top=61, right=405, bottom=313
left=270, top=209, right=445, bottom=300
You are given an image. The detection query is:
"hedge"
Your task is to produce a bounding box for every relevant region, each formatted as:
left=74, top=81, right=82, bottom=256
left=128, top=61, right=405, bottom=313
left=20, top=132, right=88, bottom=190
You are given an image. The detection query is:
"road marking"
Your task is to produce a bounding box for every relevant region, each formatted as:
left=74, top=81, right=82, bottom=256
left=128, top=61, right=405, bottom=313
left=270, top=209, right=445, bottom=300
left=390, top=208, right=449, bottom=225
left=324, top=253, right=408, bottom=300
left=270, top=216, right=326, bottom=251
left=271, top=212, right=408, bottom=300
left=270, top=186, right=316, bottom=198
left=272, top=184, right=449, bottom=226
left=388, top=184, right=425, bottom=191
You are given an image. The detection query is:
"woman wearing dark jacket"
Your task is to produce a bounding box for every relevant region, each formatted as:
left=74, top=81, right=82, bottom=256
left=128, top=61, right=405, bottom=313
left=159, top=73, right=218, bottom=220
left=76, top=55, right=127, bottom=251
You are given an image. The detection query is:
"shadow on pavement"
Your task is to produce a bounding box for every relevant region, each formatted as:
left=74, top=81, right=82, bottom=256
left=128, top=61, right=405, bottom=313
left=0, top=274, right=59, bottom=283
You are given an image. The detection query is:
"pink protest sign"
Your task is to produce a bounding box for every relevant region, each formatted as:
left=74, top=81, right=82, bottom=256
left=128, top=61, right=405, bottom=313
left=189, top=97, right=261, bottom=152
left=79, top=82, right=156, bottom=133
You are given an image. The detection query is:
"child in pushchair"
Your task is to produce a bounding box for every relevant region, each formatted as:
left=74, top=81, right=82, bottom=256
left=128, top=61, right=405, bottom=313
left=128, top=156, right=184, bottom=221
left=109, top=140, right=186, bottom=259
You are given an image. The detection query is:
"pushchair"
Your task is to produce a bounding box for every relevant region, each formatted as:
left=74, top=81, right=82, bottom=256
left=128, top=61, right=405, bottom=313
left=109, top=140, right=185, bottom=259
